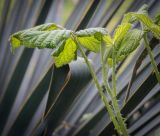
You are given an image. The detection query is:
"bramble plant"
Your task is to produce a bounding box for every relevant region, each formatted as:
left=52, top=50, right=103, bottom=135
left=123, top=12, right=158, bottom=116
left=9, top=5, right=160, bottom=136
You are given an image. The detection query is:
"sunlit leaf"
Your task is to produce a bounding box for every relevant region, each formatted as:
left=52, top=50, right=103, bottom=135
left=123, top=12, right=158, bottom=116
left=154, top=13, right=160, bottom=25
left=9, top=23, right=65, bottom=52
left=113, top=23, right=131, bottom=47
left=122, top=4, right=149, bottom=24
left=103, top=34, right=113, bottom=47
left=122, top=4, right=160, bottom=39
left=52, top=38, right=77, bottom=67
left=117, top=29, right=144, bottom=60
left=76, top=28, right=110, bottom=52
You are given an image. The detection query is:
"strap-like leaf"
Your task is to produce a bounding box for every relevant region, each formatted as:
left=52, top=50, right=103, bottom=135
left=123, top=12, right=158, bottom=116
left=76, top=28, right=110, bottom=52
left=10, top=30, right=71, bottom=50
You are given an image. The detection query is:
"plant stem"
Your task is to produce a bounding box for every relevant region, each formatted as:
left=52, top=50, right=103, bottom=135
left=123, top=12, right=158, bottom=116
left=100, top=41, right=112, bottom=96
left=71, top=34, right=122, bottom=135
left=143, top=33, right=160, bottom=83
left=112, top=46, right=117, bottom=97
left=111, top=44, right=129, bottom=136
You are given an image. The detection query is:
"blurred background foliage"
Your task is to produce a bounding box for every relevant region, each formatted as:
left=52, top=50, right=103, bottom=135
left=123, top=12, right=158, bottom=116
left=0, top=0, right=160, bottom=136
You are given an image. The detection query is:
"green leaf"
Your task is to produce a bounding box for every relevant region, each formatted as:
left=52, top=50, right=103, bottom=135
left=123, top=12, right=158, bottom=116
left=105, top=23, right=131, bottom=66
left=107, top=29, right=143, bottom=66
left=6, top=66, right=53, bottom=136
left=117, top=29, right=144, bottom=60
left=28, top=23, right=64, bottom=31
left=9, top=23, right=65, bottom=52
left=122, top=4, right=149, bottom=24
left=113, top=23, right=131, bottom=47
left=122, top=5, right=160, bottom=39
left=52, top=38, right=77, bottom=67
left=9, top=23, right=79, bottom=67
left=10, top=30, right=71, bottom=49
left=154, top=13, right=160, bottom=25
left=76, top=36, right=101, bottom=52
left=76, top=28, right=110, bottom=52
left=103, top=34, right=113, bottom=47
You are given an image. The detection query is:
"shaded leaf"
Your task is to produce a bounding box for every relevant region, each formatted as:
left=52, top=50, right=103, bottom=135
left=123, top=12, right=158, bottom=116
left=99, top=53, right=160, bottom=136
left=154, top=13, right=160, bottom=25
left=33, top=58, right=92, bottom=136
left=7, top=57, right=91, bottom=135
left=7, top=64, right=53, bottom=136
left=44, top=65, right=69, bottom=115
left=124, top=38, right=159, bottom=104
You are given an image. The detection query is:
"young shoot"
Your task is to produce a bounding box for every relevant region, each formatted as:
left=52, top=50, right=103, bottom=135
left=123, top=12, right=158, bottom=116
left=9, top=4, right=160, bottom=136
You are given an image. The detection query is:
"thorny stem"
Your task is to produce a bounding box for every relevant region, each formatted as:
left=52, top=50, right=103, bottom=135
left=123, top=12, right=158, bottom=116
left=111, top=43, right=129, bottom=136
left=143, top=33, right=160, bottom=83
left=100, top=42, right=128, bottom=136
left=71, top=34, right=122, bottom=135
left=100, top=41, right=112, bottom=96
left=112, top=45, right=117, bottom=97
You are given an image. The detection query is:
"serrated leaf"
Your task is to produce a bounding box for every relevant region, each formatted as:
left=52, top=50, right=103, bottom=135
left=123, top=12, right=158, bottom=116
left=122, top=5, right=160, bottom=39
left=10, top=30, right=71, bottom=49
left=52, top=38, right=77, bottom=67
left=122, top=4, right=149, bottom=24
left=76, top=28, right=110, bottom=52
left=106, top=23, right=131, bottom=66
left=9, top=23, right=65, bottom=52
left=117, top=29, right=144, bottom=60
left=107, top=29, right=143, bottom=66
left=113, top=23, right=131, bottom=47
left=103, top=35, right=113, bottom=47
left=28, top=23, right=64, bottom=31
left=154, top=14, right=160, bottom=25
left=76, top=28, right=108, bottom=37
left=76, top=36, right=101, bottom=52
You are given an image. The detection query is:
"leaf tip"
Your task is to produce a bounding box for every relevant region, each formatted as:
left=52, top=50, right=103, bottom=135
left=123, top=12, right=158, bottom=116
left=9, top=35, right=21, bottom=53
